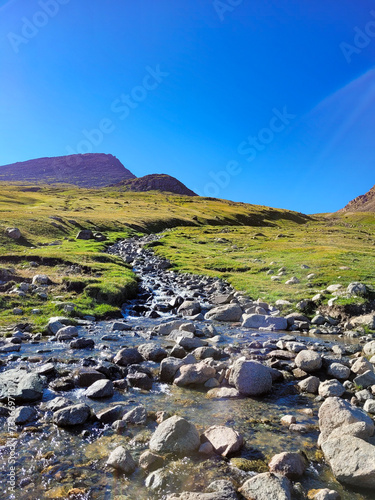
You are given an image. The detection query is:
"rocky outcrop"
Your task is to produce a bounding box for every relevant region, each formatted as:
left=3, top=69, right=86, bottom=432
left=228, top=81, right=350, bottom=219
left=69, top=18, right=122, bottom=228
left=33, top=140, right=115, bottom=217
left=0, top=153, right=135, bottom=187
left=339, top=183, right=375, bottom=212
left=115, top=173, right=197, bottom=196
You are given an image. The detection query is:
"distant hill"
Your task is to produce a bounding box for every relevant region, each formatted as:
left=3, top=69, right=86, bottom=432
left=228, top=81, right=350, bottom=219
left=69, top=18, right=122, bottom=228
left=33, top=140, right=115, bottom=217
left=0, top=153, right=135, bottom=188
left=115, top=173, right=197, bottom=196
left=339, top=184, right=375, bottom=212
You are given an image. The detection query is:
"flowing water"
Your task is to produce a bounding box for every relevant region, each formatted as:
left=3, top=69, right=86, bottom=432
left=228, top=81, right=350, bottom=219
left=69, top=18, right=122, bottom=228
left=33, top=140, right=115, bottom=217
left=0, top=236, right=373, bottom=499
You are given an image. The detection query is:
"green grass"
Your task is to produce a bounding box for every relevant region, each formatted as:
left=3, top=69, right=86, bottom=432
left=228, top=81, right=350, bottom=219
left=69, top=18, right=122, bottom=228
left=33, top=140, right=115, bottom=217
left=0, top=181, right=374, bottom=330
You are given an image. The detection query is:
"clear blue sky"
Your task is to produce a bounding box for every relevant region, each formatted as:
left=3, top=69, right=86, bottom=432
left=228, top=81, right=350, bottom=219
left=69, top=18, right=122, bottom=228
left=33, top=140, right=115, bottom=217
left=1, top=0, right=374, bottom=213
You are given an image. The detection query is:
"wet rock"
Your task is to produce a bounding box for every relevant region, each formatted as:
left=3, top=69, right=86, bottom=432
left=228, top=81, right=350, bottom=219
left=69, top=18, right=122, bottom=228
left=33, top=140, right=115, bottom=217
left=206, top=387, right=240, bottom=399
left=268, top=452, right=306, bottom=479
left=205, top=304, right=243, bottom=322
left=174, top=361, right=216, bottom=387
left=229, top=359, right=272, bottom=396
left=239, top=472, right=292, bottom=500
left=280, top=415, right=296, bottom=426
left=139, top=450, right=165, bottom=471
left=297, top=376, right=320, bottom=394
left=56, top=325, right=79, bottom=341
left=123, top=405, right=148, bottom=425
left=96, top=404, right=127, bottom=424
left=127, top=371, right=153, bottom=390
left=178, top=299, right=201, bottom=317
left=113, top=347, right=143, bottom=366
left=321, top=435, right=375, bottom=489
left=177, top=335, right=207, bottom=351
left=160, top=354, right=196, bottom=382
left=318, top=380, right=345, bottom=398
left=295, top=350, right=322, bottom=372
left=36, top=363, right=56, bottom=376
left=53, top=403, right=91, bottom=426
left=149, top=415, right=200, bottom=454
left=12, top=406, right=38, bottom=425
left=85, top=379, right=114, bottom=398
left=111, top=321, right=131, bottom=331
left=138, top=343, right=168, bottom=362
left=0, top=369, right=44, bottom=402
left=73, top=368, right=106, bottom=387
left=318, top=396, right=374, bottom=445
left=201, top=425, right=243, bottom=457
left=70, top=338, right=95, bottom=349
left=49, top=377, right=75, bottom=392
left=106, top=446, right=136, bottom=474
left=42, top=396, right=72, bottom=412
left=242, top=314, right=288, bottom=331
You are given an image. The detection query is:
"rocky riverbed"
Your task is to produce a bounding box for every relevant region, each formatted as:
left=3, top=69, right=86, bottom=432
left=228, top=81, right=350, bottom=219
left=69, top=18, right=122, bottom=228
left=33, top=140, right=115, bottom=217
left=0, top=234, right=375, bottom=499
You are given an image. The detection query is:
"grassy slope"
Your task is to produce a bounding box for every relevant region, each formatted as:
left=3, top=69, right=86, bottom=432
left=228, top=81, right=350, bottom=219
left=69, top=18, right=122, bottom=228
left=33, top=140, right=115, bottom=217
left=155, top=212, right=375, bottom=303
left=0, top=182, right=374, bottom=329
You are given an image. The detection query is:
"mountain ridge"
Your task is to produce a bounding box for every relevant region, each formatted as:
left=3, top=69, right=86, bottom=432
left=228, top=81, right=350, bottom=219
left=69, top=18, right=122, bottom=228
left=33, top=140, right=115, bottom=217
left=339, top=184, right=375, bottom=212
left=114, top=173, right=197, bottom=196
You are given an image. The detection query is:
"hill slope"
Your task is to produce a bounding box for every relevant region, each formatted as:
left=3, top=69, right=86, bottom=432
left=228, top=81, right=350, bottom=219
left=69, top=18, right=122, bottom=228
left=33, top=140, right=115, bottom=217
left=339, top=184, right=375, bottom=212
left=115, top=173, right=197, bottom=196
left=0, top=153, right=135, bottom=188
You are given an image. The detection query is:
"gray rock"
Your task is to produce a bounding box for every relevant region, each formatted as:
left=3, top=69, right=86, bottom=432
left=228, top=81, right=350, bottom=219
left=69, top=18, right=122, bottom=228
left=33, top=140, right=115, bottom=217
left=160, top=355, right=196, bottom=382
left=242, top=314, right=288, bottom=331
left=268, top=452, right=306, bottom=479
left=297, top=375, right=320, bottom=394
left=32, top=274, right=51, bottom=285
left=351, top=357, right=373, bottom=375
left=12, top=406, right=38, bottom=425
left=70, top=338, right=95, bottom=349
left=312, top=489, right=340, bottom=500
left=53, top=403, right=91, bottom=426
left=239, top=472, right=292, bottom=500
left=318, top=396, right=374, bottom=445
left=6, top=227, right=21, bottom=239
left=201, top=425, right=243, bottom=457
left=347, top=282, right=367, bottom=297
left=229, top=359, right=272, bottom=396
left=123, top=405, right=147, bottom=425
left=363, top=340, right=375, bottom=357
left=0, top=369, right=44, bottom=403
left=177, top=335, right=207, bottom=351
left=149, top=415, right=200, bottom=455
left=174, top=362, right=216, bottom=387
left=354, top=370, right=375, bottom=389
left=76, top=229, right=93, bottom=240
left=312, top=315, right=326, bottom=326
left=56, top=325, right=79, bottom=341
left=364, top=399, right=375, bottom=415
left=85, top=379, right=114, bottom=398
left=327, top=363, right=350, bottom=380
left=47, top=318, right=65, bottom=334
left=96, top=405, right=127, bottom=424
left=138, top=343, right=168, bottom=362
left=73, top=368, right=106, bottom=387
left=205, top=304, right=243, bottom=322
left=206, top=387, right=240, bottom=399
left=318, top=380, right=345, bottom=398
left=113, top=347, right=143, bottom=366
left=351, top=314, right=375, bottom=330
left=106, top=446, right=136, bottom=474
left=178, top=300, right=201, bottom=317
left=295, top=350, right=322, bottom=372
left=321, top=435, right=375, bottom=489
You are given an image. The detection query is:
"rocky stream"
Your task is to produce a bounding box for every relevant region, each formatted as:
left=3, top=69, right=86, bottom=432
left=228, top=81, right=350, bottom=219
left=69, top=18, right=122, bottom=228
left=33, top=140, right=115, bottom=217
left=1, top=234, right=375, bottom=500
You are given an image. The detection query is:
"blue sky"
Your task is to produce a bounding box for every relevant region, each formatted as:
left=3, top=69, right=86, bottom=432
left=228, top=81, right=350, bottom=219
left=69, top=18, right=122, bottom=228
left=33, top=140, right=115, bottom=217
left=0, top=0, right=374, bottom=213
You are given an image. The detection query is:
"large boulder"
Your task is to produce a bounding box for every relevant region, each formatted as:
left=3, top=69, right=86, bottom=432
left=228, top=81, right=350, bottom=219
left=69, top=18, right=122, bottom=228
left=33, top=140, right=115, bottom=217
left=229, top=359, right=272, bottom=396
left=201, top=425, right=243, bottom=457
left=318, top=396, right=374, bottom=445
left=178, top=300, right=201, bottom=317
left=242, top=314, right=288, bottom=331
left=149, top=416, right=200, bottom=455
left=174, top=362, right=216, bottom=387
left=318, top=380, right=345, bottom=398
left=53, top=403, right=91, bottom=426
left=295, top=350, right=322, bottom=372
left=205, top=304, right=243, bottom=322
left=0, top=369, right=44, bottom=403
left=321, top=435, right=375, bottom=489
left=138, top=343, right=168, bottom=362
left=239, top=472, right=292, bottom=500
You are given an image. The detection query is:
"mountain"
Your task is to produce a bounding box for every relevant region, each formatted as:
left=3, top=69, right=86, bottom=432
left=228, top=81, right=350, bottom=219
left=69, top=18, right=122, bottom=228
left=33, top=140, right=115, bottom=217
left=0, top=153, right=135, bottom=188
left=339, top=184, right=375, bottom=212
left=115, top=174, right=197, bottom=196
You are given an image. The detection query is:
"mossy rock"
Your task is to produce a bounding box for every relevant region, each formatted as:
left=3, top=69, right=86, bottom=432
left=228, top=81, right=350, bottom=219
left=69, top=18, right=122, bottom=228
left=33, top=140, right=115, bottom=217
left=230, top=458, right=268, bottom=473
